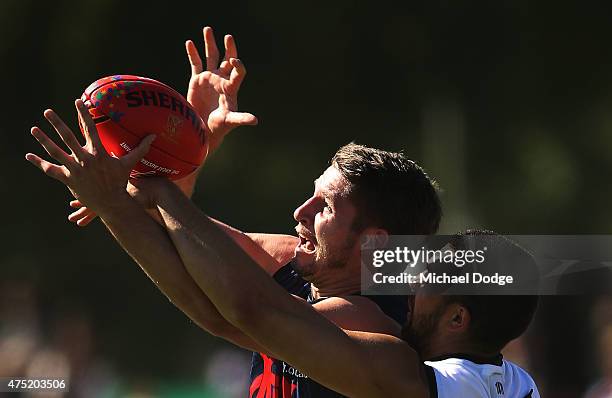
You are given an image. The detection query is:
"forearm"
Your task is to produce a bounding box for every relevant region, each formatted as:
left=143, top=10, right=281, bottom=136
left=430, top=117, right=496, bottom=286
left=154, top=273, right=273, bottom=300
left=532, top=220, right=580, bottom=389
left=97, top=192, right=237, bottom=336
left=173, top=170, right=199, bottom=198
left=171, top=138, right=221, bottom=198
left=171, top=162, right=296, bottom=269
left=155, top=182, right=285, bottom=320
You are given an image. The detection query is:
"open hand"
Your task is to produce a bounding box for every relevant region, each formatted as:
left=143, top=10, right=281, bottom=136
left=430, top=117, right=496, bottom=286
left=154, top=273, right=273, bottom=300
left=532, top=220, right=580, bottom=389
left=68, top=180, right=157, bottom=226
left=186, top=26, right=258, bottom=154
left=25, top=100, right=155, bottom=218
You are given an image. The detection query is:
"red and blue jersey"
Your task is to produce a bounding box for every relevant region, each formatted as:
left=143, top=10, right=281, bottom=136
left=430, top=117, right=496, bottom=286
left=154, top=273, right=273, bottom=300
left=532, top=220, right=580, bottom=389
left=248, top=262, right=408, bottom=398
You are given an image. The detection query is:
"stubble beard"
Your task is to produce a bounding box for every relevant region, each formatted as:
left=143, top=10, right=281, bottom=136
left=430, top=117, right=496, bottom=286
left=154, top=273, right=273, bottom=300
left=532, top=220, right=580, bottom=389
left=401, top=305, right=445, bottom=357
left=293, top=233, right=358, bottom=280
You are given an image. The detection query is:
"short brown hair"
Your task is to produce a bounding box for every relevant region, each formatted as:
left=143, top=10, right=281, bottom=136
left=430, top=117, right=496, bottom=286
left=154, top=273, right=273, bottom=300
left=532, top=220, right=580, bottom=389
left=331, top=143, right=441, bottom=234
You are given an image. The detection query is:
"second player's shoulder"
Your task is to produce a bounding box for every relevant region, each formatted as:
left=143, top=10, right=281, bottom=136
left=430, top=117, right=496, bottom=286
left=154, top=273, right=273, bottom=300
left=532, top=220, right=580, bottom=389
left=424, top=357, right=540, bottom=398
left=501, top=360, right=541, bottom=397
left=312, top=295, right=401, bottom=335
left=424, top=358, right=491, bottom=398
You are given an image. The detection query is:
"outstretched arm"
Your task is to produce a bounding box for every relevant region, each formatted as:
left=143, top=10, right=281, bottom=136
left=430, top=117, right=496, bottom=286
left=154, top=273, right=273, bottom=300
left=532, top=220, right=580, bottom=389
left=150, top=179, right=426, bottom=397
left=94, top=192, right=271, bottom=351
left=24, top=101, right=274, bottom=352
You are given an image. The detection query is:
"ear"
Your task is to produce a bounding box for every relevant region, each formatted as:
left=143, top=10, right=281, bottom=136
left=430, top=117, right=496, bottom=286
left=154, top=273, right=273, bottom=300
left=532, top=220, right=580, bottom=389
left=448, top=303, right=471, bottom=332
left=360, top=228, right=389, bottom=249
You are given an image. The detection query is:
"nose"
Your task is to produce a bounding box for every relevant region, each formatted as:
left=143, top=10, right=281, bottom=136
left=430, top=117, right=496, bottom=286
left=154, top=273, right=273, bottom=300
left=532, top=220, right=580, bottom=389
left=293, top=196, right=316, bottom=227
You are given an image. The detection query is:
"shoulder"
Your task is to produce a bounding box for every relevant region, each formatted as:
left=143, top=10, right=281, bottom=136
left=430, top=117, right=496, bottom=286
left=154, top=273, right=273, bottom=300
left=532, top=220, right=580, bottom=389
left=345, top=331, right=430, bottom=398
left=424, top=358, right=540, bottom=398
left=312, top=295, right=402, bottom=335
left=424, top=359, right=489, bottom=398
left=502, top=360, right=541, bottom=397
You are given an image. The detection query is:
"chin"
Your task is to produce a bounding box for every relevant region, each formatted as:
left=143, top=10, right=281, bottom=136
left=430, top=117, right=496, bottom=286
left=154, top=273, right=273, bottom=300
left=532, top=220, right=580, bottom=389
left=291, top=253, right=317, bottom=279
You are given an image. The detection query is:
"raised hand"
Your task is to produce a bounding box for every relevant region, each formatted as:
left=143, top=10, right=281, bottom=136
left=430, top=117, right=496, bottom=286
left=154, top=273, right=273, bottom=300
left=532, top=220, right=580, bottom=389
left=186, top=26, right=257, bottom=154
left=25, top=100, right=155, bottom=218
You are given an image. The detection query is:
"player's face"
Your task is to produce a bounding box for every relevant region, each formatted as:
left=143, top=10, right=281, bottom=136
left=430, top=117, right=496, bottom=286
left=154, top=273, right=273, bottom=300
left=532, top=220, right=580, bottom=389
left=401, top=294, right=447, bottom=356
left=292, top=166, right=361, bottom=279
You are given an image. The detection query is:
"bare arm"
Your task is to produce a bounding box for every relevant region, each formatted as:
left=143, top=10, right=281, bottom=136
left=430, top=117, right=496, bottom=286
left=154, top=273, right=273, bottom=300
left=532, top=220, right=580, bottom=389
left=151, top=180, right=427, bottom=397
left=25, top=101, right=273, bottom=352
left=99, top=194, right=271, bottom=351
left=209, top=218, right=294, bottom=275
left=247, top=233, right=299, bottom=267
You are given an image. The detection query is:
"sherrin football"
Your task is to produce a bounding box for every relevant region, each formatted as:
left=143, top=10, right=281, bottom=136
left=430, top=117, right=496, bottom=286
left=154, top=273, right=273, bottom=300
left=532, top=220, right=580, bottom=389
left=81, top=75, right=208, bottom=180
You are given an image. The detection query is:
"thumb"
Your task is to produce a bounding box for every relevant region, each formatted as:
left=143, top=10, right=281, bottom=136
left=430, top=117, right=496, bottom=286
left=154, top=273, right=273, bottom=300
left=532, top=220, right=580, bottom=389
left=122, top=134, right=156, bottom=169
left=225, top=112, right=258, bottom=127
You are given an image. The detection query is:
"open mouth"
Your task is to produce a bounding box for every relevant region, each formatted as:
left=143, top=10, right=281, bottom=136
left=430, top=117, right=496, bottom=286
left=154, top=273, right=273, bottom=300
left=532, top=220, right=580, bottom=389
left=298, top=235, right=317, bottom=254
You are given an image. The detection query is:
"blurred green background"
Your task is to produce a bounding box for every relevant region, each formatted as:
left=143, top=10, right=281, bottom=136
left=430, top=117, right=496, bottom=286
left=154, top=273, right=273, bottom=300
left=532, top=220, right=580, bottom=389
left=2, top=0, right=612, bottom=397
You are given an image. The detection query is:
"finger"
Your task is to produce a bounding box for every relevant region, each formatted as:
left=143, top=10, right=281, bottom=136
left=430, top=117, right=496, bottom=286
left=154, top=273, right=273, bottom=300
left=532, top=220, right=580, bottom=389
left=121, top=134, right=156, bottom=170
left=25, top=153, right=68, bottom=182
left=228, top=58, right=247, bottom=93
left=224, top=112, right=259, bottom=127
left=77, top=212, right=97, bottom=227
left=30, top=127, right=73, bottom=166
left=219, top=60, right=231, bottom=76
left=68, top=206, right=93, bottom=222
left=185, top=40, right=203, bottom=75
left=42, top=109, right=85, bottom=158
left=75, top=99, right=104, bottom=152
left=203, top=26, right=220, bottom=71
left=69, top=199, right=84, bottom=208
left=224, top=34, right=238, bottom=61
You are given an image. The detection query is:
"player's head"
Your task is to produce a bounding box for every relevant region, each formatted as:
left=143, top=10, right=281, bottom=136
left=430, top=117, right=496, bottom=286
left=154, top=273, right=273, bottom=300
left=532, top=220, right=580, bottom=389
left=293, top=143, right=441, bottom=280
left=401, top=230, right=539, bottom=359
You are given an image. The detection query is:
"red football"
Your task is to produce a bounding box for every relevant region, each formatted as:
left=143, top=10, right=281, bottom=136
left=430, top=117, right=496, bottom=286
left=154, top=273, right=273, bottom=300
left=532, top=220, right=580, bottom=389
left=81, top=75, right=209, bottom=180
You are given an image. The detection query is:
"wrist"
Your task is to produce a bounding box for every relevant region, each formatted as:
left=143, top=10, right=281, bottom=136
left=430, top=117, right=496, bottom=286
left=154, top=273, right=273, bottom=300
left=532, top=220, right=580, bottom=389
left=208, top=136, right=224, bottom=156
left=95, top=191, right=136, bottom=220
left=173, top=168, right=201, bottom=198
left=155, top=178, right=182, bottom=205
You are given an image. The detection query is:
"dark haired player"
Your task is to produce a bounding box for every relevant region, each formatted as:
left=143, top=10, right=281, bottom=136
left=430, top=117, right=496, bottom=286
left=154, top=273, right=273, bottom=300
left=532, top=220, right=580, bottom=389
left=27, top=28, right=442, bottom=397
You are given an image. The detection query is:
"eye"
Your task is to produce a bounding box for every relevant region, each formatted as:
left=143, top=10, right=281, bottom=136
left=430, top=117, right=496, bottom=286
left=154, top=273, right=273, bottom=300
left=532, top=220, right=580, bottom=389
left=323, top=202, right=332, bottom=213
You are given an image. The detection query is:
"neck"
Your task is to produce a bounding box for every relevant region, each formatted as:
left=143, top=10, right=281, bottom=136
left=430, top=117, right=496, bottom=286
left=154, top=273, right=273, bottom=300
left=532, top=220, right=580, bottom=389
left=309, top=269, right=362, bottom=299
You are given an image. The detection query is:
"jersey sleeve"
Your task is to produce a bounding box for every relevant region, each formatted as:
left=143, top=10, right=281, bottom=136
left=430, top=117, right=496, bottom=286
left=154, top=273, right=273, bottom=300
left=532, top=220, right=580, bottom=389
left=424, top=360, right=540, bottom=398
left=424, top=363, right=489, bottom=398
left=272, top=262, right=311, bottom=299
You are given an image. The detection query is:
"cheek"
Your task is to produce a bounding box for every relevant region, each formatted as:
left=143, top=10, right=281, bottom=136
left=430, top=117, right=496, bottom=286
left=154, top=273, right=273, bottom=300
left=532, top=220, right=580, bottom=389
left=315, top=214, right=347, bottom=248
left=413, top=295, right=431, bottom=317
left=313, top=213, right=333, bottom=240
